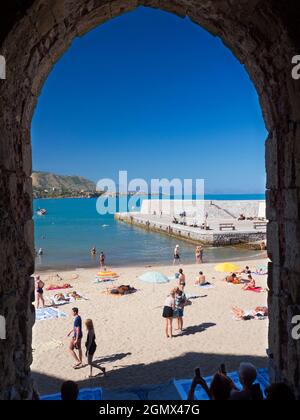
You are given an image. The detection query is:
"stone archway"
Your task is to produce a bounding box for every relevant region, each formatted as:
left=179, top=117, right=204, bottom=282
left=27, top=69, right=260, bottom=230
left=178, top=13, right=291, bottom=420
left=1, top=0, right=300, bottom=400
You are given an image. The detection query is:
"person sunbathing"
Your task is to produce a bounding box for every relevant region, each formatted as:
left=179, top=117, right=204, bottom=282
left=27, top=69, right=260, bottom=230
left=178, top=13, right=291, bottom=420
left=242, top=275, right=256, bottom=290
left=46, top=283, right=72, bottom=291
left=67, top=291, right=82, bottom=300
left=232, top=306, right=268, bottom=320
left=54, top=293, right=69, bottom=302
left=225, top=273, right=241, bottom=284
left=110, top=285, right=136, bottom=295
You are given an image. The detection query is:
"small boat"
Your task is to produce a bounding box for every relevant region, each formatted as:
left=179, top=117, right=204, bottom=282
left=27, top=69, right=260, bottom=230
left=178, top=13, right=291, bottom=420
left=37, top=208, right=47, bottom=216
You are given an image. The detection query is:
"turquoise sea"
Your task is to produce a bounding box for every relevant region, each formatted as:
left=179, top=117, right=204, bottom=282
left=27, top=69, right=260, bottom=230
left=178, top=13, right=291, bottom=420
left=34, top=195, right=266, bottom=270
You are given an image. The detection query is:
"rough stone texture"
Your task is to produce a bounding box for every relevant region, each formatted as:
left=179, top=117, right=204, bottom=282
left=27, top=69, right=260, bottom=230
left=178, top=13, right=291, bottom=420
left=1, top=0, right=300, bottom=399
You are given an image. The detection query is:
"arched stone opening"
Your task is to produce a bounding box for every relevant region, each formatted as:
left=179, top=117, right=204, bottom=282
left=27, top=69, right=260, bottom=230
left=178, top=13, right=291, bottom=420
left=1, top=0, right=300, bottom=399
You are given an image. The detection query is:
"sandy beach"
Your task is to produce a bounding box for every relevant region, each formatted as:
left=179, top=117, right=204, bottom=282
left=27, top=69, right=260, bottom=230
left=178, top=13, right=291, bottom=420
left=32, top=258, right=269, bottom=398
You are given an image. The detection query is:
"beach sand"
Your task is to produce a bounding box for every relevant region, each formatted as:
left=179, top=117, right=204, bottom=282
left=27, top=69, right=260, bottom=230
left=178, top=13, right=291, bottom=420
left=32, top=258, right=269, bottom=397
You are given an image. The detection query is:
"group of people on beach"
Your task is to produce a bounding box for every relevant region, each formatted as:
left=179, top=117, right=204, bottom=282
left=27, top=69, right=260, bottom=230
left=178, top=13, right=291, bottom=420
left=163, top=286, right=188, bottom=338
left=173, top=244, right=204, bottom=265
left=225, top=265, right=257, bottom=290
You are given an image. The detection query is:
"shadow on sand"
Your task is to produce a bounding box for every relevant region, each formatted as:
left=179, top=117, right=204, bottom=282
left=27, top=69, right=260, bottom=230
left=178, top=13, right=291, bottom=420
left=32, top=351, right=268, bottom=398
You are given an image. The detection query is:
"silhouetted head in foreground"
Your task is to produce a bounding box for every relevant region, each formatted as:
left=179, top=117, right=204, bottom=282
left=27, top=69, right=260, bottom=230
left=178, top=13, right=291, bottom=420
left=61, top=381, right=79, bottom=401
left=210, top=373, right=233, bottom=401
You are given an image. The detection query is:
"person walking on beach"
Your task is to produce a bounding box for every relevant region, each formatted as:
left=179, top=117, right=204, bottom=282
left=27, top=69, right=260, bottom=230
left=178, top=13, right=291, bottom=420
left=35, top=276, right=45, bottom=309
left=173, top=245, right=180, bottom=265
left=68, top=308, right=83, bottom=369
left=85, top=319, right=106, bottom=378
left=100, top=252, right=106, bottom=268
left=162, top=289, right=176, bottom=338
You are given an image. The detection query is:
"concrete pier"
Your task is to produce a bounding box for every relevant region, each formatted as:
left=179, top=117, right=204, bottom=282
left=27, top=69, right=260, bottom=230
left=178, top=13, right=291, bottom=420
left=115, top=200, right=267, bottom=247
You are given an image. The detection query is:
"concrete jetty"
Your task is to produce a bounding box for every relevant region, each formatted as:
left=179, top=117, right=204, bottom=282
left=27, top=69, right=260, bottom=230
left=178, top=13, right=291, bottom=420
left=115, top=200, right=267, bottom=247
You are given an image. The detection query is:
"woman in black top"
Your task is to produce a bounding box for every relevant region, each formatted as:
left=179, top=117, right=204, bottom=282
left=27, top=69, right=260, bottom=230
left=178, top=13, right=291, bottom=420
left=85, top=319, right=106, bottom=378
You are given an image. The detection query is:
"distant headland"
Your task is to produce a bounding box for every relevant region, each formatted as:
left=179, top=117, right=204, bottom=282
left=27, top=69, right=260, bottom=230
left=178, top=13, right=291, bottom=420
left=32, top=171, right=103, bottom=199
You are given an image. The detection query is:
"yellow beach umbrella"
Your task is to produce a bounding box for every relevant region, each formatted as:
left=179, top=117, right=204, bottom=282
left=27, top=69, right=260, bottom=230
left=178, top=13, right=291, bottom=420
left=215, top=262, right=241, bottom=273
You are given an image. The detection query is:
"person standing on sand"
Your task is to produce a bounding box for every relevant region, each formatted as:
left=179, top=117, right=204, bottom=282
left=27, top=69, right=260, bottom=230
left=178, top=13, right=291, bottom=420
left=173, top=245, right=180, bottom=265
left=178, top=269, right=186, bottom=291
left=174, top=288, right=187, bottom=332
left=100, top=252, right=106, bottom=268
left=68, top=308, right=83, bottom=369
left=162, top=289, right=176, bottom=338
left=195, top=246, right=201, bottom=264
left=85, top=319, right=106, bottom=378
left=35, top=276, right=45, bottom=308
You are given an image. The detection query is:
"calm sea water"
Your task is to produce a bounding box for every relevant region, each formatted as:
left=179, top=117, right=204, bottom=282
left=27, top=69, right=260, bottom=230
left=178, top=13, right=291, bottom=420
left=34, top=195, right=265, bottom=271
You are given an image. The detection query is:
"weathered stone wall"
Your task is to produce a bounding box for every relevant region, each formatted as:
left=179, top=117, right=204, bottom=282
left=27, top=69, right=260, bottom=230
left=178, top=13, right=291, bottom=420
left=1, top=0, right=300, bottom=399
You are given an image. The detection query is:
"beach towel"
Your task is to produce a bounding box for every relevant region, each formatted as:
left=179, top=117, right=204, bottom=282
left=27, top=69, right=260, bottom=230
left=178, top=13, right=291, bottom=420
left=46, top=296, right=70, bottom=307
left=36, top=307, right=67, bottom=321
left=46, top=284, right=73, bottom=291
left=245, top=287, right=265, bottom=293
left=255, top=266, right=268, bottom=275
left=94, top=277, right=116, bottom=284
left=174, top=369, right=269, bottom=401
left=41, top=387, right=102, bottom=401
left=199, top=283, right=215, bottom=290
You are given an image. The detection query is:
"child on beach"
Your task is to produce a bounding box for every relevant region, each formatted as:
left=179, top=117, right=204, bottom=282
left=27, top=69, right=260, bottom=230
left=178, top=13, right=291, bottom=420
left=85, top=319, right=106, bottom=378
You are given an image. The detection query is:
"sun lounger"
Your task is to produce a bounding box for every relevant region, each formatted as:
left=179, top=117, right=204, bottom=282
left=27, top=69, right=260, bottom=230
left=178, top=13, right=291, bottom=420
left=41, top=387, right=103, bottom=401
left=174, top=369, right=269, bottom=401
left=36, top=308, right=67, bottom=321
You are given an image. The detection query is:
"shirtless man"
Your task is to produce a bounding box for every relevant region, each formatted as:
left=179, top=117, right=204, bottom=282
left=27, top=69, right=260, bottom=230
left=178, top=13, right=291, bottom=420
left=195, top=272, right=208, bottom=286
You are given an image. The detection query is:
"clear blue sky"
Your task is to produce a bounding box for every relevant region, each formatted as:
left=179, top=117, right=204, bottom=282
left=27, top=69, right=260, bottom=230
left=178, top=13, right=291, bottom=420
left=31, top=6, right=267, bottom=194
